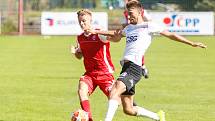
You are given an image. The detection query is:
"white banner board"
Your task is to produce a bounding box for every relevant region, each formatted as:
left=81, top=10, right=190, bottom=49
left=41, top=12, right=108, bottom=35
left=0, top=13, right=1, bottom=34
left=150, top=12, right=214, bottom=35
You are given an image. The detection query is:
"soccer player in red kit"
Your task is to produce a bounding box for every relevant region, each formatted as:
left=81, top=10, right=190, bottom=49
left=70, top=9, right=115, bottom=121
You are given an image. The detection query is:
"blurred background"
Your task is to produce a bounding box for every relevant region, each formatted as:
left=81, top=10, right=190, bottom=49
left=0, top=0, right=215, bottom=34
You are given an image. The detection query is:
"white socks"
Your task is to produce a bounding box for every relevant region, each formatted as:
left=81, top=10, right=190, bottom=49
left=104, top=100, right=159, bottom=121
left=136, top=106, right=159, bottom=120
left=105, top=99, right=119, bottom=121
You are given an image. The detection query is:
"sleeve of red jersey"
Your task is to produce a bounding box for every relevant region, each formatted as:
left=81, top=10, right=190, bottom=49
left=75, top=37, right=82, bottom=53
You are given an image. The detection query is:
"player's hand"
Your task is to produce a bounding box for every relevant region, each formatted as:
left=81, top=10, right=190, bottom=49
left=70, top=45, right=76, bottom=54
left=108, top=29, right=122, bottom=42
left=70, top=45, right=83, bottom=59
left=192, top=42, right=207, bottom=48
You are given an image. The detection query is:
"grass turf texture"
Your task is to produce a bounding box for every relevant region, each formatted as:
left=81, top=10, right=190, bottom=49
left=0, top=35, right=214, bottom=121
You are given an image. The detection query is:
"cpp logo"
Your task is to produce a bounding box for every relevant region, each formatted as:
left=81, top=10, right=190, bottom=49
left=46, top=18, right=54, bottom=26
left=163, top=14, right=200, bottom=27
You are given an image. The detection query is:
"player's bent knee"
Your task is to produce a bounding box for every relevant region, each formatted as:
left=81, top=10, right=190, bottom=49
left=109, top=92, right=118, bottom=100
left=109, top=81, right=126, bottom=98
left=123, top=107, right=135, bottom=116
left=109, top=87, right=118, bottom=97
left=109, top=90, right=122, bottom=100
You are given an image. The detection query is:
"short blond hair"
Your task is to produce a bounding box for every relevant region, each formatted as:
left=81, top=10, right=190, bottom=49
left=77, top=9, right=92, bottom=17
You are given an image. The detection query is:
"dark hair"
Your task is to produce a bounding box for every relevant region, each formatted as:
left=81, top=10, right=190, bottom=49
left=126, top=0, right=142, bottom=10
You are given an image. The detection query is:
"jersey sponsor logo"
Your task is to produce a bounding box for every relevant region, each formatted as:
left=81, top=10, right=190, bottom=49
left=92, top=35, right=96, bottom=41
left=126, top=35, right=138, bottom=43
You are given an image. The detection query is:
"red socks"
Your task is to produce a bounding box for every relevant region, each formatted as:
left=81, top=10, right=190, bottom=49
left=80, top=100, right=93, bottom=121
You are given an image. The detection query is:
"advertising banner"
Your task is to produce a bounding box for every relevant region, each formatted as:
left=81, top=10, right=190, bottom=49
left=0, top=13, right=1, bottom=34
left=150, top=12, right=214, bottom=35
left=41, top=12, right=108, bottom=35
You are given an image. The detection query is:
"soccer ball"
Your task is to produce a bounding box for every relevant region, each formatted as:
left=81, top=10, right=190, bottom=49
left=71, top=109, right=89, bottom=121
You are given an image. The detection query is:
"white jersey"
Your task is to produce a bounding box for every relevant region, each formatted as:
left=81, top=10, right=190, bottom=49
left=143, top=10, right=152, bottom=21
left=121, top=22, right=165, bottom=66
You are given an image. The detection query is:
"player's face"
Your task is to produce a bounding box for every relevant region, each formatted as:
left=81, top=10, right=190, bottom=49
left=127, top=7, right=140, bottom=24
left=78, top=14, right=92, bottom=30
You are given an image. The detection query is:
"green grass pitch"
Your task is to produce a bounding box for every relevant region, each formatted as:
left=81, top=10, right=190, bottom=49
left=0, top=35, right=214, bottom=121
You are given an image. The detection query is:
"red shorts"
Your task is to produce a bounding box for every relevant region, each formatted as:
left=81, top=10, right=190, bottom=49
left=80, top=72, right=114, bottom=97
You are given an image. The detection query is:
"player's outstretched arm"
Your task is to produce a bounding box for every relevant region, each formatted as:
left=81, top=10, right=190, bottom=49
left=70, top=45, right=83, bottom=59
left=87, top=29, right=123, bottom=42
left=160, top=30, right=207, bottom=48
left=87, top=29, right=115, bottom=36
left=108, top=29, right=124, bottom=42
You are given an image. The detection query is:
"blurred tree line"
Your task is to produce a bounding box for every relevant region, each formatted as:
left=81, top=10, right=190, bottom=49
left=14, top=0, right=215, bottom=11
left=141, top=0, right=215, bottom=11
left=22, top=0, right=124, bottom=10
left=0, top=0, right=215, bottom=12
left=23, top=0, right=98, bottom=10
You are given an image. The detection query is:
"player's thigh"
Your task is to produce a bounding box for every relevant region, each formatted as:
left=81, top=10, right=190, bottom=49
left=79, top=75, right=96, bottom=95
left=78, top=81, right=88, bottom=93
left=97, top=74, right=115, bottom=97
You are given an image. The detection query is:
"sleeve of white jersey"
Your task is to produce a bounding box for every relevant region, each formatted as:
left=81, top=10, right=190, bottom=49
left=121, top=28, right=126, bottom=37
left=143, top=10, right=152, bottom=21
left=148, top=22, right=167, bottom=34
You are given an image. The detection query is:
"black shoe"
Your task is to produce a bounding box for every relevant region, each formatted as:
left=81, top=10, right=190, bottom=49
left=142, top=68, right=149, bottom=79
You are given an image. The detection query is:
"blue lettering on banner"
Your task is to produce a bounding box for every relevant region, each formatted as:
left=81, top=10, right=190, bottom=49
left=163, top=14, right=200, bottom=27
left=169, top=30, right=199, bottom=32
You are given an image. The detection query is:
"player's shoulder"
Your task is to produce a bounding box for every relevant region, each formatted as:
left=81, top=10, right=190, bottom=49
left=77, top=32, right=85, bottom=38
left=145, top=21, right=159, bottom=28
left=77, top=32, right=86, bottom=43
left=125, top=22, right=148, bottom=30
left=148, top=21, right=165, bottom=29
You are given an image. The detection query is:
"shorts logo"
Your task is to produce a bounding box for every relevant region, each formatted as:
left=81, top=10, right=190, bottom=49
left=119, top=72, right=127, bottom=78
left=80, top=76, right=86, bottom=80
left=107, top=86, right=112, bottom=93
left=129, top=79, right=134, bottom=87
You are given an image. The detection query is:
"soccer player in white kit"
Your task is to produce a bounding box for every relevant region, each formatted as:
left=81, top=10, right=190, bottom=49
left=123, top=0, right=151, bottom=79
left=87, top=1, right=206, bottom=121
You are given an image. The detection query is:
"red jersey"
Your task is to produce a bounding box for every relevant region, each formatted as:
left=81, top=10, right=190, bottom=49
left=77, top=33, right=114, bottom=74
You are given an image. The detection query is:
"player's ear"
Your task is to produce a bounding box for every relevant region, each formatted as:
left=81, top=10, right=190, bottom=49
left=138, top=9, right=142, bottom=15
left=90, top=16, right=93, bottom=23
left=139, top=11, right=142, bottom=15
